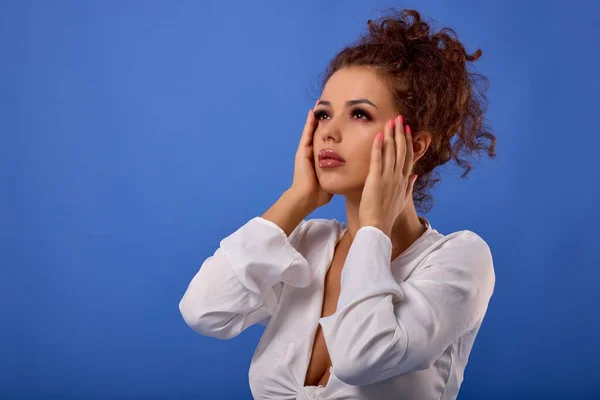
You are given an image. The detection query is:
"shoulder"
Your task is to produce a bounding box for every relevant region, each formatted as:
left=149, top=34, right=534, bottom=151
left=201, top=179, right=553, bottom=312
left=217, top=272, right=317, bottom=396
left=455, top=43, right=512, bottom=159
left=416, top=229, right=494, bottom=285
left=289, top=217, right=345, bottom=244
left=436, top=229, right=492, bottom=258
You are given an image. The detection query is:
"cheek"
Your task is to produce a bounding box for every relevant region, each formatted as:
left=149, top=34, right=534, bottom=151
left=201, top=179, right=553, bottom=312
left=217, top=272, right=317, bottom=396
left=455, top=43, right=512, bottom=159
left=347, top=129, right=379, bottom=175
left=356, top=127, right=379, bottom=156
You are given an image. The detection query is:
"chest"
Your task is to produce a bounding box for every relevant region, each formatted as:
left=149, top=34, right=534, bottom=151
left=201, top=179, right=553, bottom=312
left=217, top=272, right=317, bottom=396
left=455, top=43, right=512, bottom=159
left=303, top=246, right=348, bottom=387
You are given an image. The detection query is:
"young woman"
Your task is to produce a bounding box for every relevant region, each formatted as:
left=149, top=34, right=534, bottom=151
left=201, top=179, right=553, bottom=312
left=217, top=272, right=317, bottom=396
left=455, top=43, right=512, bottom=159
left=179, top=9, right=497, bottom=400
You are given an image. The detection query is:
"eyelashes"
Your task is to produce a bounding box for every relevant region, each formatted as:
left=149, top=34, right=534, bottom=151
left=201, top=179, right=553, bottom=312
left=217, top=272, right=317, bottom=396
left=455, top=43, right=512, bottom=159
left=313, top=110, right=328, bottom=120
left=351, top=108, right=372, bottom=120
left=314, top=108, right=372, bottom=121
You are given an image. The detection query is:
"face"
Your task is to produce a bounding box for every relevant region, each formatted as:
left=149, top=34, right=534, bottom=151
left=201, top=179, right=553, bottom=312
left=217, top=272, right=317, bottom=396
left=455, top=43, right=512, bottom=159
left=313, top=66, right=401, bottom=196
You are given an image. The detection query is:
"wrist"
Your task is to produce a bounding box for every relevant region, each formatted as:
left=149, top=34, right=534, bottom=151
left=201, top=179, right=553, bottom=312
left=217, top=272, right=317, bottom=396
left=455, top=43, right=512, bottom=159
left=359, top=221, right=391, bottom=238
left=283, top=189, right=316, bottom=216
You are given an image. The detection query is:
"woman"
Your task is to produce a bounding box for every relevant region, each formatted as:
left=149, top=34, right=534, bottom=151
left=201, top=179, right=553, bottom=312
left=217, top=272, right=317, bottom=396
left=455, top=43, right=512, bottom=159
left=179, top=9, right=497, bottom=400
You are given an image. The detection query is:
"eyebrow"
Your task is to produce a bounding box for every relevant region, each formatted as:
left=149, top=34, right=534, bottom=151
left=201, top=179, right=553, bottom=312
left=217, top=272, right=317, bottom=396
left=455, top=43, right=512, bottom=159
left=317, top=99, right=378, bottom=109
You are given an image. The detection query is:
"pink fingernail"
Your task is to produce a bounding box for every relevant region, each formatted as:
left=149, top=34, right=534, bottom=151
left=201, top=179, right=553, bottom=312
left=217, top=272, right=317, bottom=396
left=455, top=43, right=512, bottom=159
left=388, top=119, right=395, bottom=129
left=405, top=125, right=411, bottom=135
left=397, top=115, right=403, bottom=125
left=377, top=132, right=383, bottom=142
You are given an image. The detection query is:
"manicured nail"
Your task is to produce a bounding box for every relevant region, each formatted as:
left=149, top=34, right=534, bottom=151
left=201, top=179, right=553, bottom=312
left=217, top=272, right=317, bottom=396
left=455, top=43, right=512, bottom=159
left=377, top=132, right=383, bottom=142
left=388, top=119, right=395, bottom=129
left=405, top=125, right=411, bottom=135
left=397, top=115, right=403, bottom=125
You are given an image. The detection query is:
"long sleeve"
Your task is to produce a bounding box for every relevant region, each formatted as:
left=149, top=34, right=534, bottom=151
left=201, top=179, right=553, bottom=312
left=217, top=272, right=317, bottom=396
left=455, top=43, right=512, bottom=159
left=179, top=217, right=312, bottom=340
left=319, top=226, right=495, bottom=386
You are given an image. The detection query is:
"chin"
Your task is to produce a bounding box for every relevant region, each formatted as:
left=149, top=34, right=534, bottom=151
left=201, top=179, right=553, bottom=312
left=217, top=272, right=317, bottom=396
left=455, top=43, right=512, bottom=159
left=317, top=174, right=363, bottom=196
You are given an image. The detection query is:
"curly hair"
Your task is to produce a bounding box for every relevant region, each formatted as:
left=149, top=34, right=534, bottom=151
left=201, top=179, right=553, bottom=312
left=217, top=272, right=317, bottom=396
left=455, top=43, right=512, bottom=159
left=320, top=9, right=497, bottom=213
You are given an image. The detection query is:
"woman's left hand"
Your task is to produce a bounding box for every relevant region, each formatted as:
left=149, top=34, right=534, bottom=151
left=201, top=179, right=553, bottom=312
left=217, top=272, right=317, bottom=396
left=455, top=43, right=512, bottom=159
left=358, top=116, right=418, bottom=238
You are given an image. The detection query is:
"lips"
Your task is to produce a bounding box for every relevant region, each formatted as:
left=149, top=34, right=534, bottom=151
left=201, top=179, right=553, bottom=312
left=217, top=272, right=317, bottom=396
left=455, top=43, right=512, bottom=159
left=317, top=149, right=345, bottom=169
left=318, top=149, right=345, bottom=162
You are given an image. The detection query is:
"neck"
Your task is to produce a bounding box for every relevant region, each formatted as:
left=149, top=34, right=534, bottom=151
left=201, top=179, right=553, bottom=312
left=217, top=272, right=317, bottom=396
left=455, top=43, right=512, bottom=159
left=343, top=190, right=427, bottom=261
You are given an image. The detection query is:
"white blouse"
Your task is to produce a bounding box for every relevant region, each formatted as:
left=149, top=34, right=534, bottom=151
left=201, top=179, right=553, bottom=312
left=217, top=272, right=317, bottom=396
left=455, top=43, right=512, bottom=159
left=179, top=216, right=495, bottom=400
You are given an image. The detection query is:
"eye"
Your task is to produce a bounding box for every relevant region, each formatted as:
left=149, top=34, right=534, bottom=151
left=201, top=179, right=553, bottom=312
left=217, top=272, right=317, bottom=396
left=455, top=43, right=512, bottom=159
left=351, top=108, right=371, bottom=120
left=314, top=110, right=330, bottom=120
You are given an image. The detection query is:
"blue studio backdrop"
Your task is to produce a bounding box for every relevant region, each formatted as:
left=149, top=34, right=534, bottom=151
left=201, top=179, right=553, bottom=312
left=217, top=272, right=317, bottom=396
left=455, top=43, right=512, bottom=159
left=2, top=0, right=599, bottom=399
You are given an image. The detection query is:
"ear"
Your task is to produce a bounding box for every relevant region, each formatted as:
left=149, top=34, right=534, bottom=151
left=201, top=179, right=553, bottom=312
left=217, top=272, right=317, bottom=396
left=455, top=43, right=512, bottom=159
left=412, top=131, right=432, bottom=164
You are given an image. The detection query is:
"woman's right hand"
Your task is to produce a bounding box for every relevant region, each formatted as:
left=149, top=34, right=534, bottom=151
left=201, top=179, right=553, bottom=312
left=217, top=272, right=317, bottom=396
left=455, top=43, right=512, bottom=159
left=289, top=106, right=334, bottom=211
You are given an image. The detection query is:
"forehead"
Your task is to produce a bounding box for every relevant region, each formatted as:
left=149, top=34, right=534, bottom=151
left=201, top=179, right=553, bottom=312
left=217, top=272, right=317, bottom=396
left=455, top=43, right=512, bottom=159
left=322, top=66, right=393, bottom=107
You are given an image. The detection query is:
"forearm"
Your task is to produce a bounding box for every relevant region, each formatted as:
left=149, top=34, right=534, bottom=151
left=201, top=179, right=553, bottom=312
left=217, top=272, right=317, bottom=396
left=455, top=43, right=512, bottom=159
left=319, top=229, right=495, bottom=385
left=262, top=189, right=315, bottom=237
left=180, top=211, right=314, bottom=338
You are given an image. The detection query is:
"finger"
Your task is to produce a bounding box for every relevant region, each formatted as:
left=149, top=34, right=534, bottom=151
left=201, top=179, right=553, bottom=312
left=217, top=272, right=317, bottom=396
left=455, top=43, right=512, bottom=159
left=402, top=124, right=414, bottom=177
left=369, top=132, right=383, bottom=178
left=394, top=116, right=406, bottom=174
left=406, top=174, right=418, bottom=198
left=299, top=108, right=318, bottom=148
left=383, top=119, right=396, bottom=177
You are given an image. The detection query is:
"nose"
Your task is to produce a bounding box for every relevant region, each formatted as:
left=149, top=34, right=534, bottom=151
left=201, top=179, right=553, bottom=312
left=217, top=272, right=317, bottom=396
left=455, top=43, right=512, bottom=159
left=317, top=117, right=342, bottom=143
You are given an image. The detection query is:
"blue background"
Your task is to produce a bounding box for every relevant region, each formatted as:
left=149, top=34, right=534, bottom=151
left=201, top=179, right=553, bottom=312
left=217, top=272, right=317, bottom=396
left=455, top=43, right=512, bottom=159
left=2, top=0, right=599, bottom=398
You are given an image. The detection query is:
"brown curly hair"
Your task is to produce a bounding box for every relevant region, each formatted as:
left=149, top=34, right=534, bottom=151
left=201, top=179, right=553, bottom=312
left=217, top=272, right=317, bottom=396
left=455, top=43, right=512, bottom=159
left=320, top=9, right=497, bottom=213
